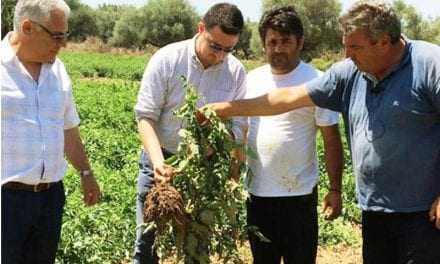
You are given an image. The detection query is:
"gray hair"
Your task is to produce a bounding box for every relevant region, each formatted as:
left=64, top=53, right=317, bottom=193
left=339, top=0, right=401, bottom=44
left=14, top=0, right=71, bottom=31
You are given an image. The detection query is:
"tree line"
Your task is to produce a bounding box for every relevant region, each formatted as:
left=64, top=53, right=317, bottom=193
left=2, top=0, right=440, bottom=60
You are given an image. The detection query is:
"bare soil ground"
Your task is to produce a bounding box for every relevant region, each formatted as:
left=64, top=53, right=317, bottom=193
left=119, top=243, right=362, bottom=264
left=317, top=245, right=362, bottom=264
left=235, top=243, right=362, bottom=264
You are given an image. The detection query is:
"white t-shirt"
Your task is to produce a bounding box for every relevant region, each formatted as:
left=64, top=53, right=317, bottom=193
left=245, top=62, right=339, bottom=197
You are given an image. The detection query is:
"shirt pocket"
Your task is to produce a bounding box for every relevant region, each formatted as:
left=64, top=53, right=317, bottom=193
left=390, top=102, right=439, bottom=128
left=40, top=87, right=65, bottom=125
left=1, top=88, right=36, bottom=120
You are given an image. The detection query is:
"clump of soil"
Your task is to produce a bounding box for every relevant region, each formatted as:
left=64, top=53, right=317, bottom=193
left=143, top=183, right=187, bottom=233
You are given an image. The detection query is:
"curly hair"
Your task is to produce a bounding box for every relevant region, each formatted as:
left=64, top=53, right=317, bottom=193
left=258, top=6, right=304, bottom=43
left=339, top=0, right=401, bottom=44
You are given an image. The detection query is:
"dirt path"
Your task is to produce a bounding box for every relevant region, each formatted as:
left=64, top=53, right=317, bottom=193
left=317, top=245, right=362, bottom=264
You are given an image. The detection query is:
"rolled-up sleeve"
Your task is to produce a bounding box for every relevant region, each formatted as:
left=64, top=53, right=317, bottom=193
left=134, top=51, right=168, bottom=121
left=230, top=69, right=247, bottom=142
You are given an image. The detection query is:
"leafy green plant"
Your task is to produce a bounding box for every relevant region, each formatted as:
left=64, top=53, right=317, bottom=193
left=143, top=77, right=247, bottom=263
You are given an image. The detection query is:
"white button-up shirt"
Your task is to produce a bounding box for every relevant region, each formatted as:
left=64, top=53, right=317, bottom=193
left=134, top=35, right=247, bottom=153
left=1, top=33, right=80, bottom=185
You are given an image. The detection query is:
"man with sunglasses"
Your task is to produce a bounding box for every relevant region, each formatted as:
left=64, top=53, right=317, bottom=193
left=133, top=3, right=246, bottom=264
left=1, top=1, right=100, bottom=263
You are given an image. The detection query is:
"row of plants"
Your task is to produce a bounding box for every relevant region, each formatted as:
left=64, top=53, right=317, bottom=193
left=60, top=52, right=149, bottom=81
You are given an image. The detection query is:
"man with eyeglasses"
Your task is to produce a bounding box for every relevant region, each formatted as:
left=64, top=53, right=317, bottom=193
left=1, top=1, right=100, bottom=263
left=133, top=3, right=247, bottom=264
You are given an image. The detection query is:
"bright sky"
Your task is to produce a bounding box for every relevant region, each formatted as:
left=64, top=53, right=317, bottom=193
left=80, top=0, right=440, bottom=21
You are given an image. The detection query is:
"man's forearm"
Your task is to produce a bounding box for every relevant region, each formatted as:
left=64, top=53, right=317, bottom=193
left=64, top=127, right=91, bottom=172
left=212, top=85, right=315, bottom=119
left=320, top=125, right=344, bottom=191
left=137, top=117, right=164, bottom=167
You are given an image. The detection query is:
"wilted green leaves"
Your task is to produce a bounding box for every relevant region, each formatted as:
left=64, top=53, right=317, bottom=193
left=149, top=77, right=247, bottom=263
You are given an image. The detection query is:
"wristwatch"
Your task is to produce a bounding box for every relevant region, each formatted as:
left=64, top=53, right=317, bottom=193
left=80, top=170, right=92, bottom=177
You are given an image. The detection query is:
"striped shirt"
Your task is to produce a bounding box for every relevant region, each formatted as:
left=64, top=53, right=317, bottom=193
left=1, top=33, right=80, bottom=185
left=134, top=35, right=247, bottom=153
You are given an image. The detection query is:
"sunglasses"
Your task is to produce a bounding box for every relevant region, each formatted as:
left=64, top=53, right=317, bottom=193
left=31, top=20, right=69, bottom=41
left=208, top=42, right=235, bottom=53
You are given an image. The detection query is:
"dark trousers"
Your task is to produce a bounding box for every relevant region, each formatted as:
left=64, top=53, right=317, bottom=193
left=133, top=150, right=172, bottom=264
left=362, top=210, right=440, bottom=264
left=247, top=188, right=318, bottom=264
left=1, top=181, right=65, bottom=264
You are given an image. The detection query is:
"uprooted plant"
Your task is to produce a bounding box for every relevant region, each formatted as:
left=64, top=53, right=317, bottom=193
left=143, top=76, right=247, bottom=264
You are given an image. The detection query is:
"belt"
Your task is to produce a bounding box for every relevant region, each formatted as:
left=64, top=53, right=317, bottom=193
left=3, top=181, right=59, bottom=192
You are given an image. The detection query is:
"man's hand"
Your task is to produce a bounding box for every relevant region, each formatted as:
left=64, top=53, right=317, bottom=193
left=429, top=196, right=440, bottom=229
left=229, top=159, right=241, bottom=182
left=154, top=164, right=175, bottom=184
left=196, top=109, right=211, bottom=125
left=80, top=173, right=101, bottom=206
left=322, top=190, right=342, bottom=220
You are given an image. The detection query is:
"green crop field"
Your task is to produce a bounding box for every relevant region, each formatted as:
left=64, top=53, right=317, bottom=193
left=56, top=51, right=361, bottom=263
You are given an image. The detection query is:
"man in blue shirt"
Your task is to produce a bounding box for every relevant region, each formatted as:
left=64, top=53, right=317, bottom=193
left=206, top=1, right=440, bottom=263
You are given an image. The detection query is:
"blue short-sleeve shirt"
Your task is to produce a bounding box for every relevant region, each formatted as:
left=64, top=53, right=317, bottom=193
left=306, top=39, right=440, bottom=212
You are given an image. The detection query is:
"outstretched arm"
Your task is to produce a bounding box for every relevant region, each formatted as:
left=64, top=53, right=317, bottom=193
left=208, top=85, right=315, bottom=119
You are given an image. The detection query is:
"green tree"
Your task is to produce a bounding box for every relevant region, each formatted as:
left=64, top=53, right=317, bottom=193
left=249, top=21, right=264, bottom=59
left=393, top=0, right=424, bottom=39
left=67, top=3, right=98, bottom=41
left=109, top=7, right=143, bottom=48
left=65, top=0, right=81, bottom=11
left=1, top=0, right=17, bottom=38
left=234, top=19, right=253, bottom=59
left=95, top=4, right=130, bottom=43
left=393, top=0, right=439, bottom=43
left=139, top=0, right=198, bottom=47
left=431, top=18, right=440, bottom=45
left=262, top=0, right=342, bottom=61
left=112, top=0, right=198, bottom=48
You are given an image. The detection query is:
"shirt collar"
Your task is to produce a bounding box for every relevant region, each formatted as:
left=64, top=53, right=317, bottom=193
left=393, top=35, right=411, bottom=72
left=189, top=34, right=199, bottom=63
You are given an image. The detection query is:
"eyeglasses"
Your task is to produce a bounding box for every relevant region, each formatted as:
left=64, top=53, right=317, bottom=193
left=208, top=42, right=235, bottom=53
left=203, top=33, right=235, bottom=53
left=31, top=20, right=69, bottom=41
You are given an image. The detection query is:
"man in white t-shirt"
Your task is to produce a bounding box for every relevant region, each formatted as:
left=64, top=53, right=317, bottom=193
left=245, top=6, right=343, bottom=264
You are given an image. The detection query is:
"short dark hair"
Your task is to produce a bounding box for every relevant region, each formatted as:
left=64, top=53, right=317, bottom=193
left=202, top=3, right=244, bottom=35
left=259, top=6, right=304, bottom=43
